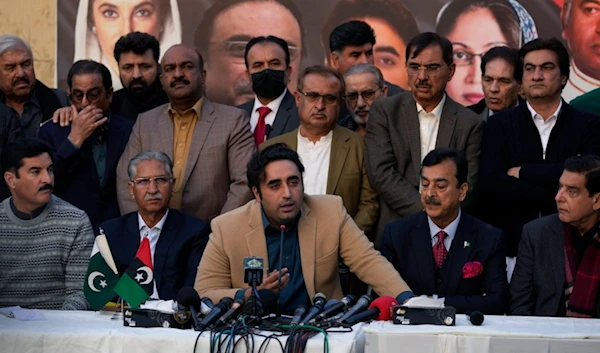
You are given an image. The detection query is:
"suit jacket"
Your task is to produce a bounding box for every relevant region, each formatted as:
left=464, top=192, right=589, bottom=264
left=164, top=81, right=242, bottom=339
left=194, top=194, right=410, bottom=303
left=116, top=99, right=256, bottom=222
left=261, top=125, right=379, bottom=235
left=365, top=92, right=484, bottom=241
left=380, top=211, right=508, bottom=314
left=509, top=214, right=600, bottom=317
left=100, top=209, right=210, bottom=301
left=468, top=97, right=526, bottom=122
left=38, top=113, right=133, bottom=231
left=479, top=102, right=600, bottom=256
left=238, top=90, right=300, bottom=139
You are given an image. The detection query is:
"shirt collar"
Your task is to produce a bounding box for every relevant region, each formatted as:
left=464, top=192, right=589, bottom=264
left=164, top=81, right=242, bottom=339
left=297, top=129, right=333, bottom=145
left=9, top=197, right=47, bottom=220
left=138, top=209, right=169, bottom=232
left=428, top=208, right=461, bottom=241
left=526, top=99, right=562, bottom=121
left=253, top=88, right=287, bottom=114
left=260, top=206, right=301, bottom=232
left=168, top=97, right=204, bottom=120
left=416, top=94, right=446, bottom=119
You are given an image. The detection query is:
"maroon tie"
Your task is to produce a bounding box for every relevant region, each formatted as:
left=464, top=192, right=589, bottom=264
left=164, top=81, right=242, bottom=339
left=253, top=106, right=271, bottom=146
left=433, top=231, right=448, bottom=269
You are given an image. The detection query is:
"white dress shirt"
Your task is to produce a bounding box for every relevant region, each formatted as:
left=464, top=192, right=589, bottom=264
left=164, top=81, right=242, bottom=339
left=427, top=208, right=461, bottom=251
left=138, top=210, right=169, bottom=299
left=417, top=95, right=446, bottom=162
left=562, top=60, right=600, bottom=103
left=526, top=100, right=561, bottom=160
left=249, top=88, right=288, bottom=133
left=297, top=129, right=333, bottom=195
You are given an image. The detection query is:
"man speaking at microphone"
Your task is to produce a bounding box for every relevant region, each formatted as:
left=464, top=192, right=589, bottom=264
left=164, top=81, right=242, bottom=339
left=194, top=144, right=413, bottom=314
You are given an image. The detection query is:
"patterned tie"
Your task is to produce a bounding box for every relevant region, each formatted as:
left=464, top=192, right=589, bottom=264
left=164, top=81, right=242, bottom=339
left=253, top=106, right=272, bottom=146
left=433, top=231, right=448, bottom=269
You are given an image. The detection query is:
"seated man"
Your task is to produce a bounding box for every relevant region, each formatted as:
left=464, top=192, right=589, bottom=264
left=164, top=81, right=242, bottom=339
left=380, top=148, right=508, bottom=315
left=195, top=144, right=413, bottom=314
left=0, top=138, right=94, bottom=309
left=99, top=151, right=210, bottom=301
left=510, top=155, right=600, bottom=318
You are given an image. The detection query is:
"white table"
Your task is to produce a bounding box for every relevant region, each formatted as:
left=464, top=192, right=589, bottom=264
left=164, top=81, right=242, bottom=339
left=363, top=314, right=600, bottom=353
left=0, top=310, right=365, bottom=353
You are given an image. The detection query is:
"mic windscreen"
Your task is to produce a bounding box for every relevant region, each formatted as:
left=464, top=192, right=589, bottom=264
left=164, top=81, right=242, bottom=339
left=368, top=296, right=398, bottom=321
left=177, top=287, right=201, bottom=308
left=468, top=311, right=484, bottom=326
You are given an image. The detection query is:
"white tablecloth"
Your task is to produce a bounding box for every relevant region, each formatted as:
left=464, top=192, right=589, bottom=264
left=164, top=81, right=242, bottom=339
left=0, top=310, right=365, bottom=353
left=363, top=315, right=600, bottom=353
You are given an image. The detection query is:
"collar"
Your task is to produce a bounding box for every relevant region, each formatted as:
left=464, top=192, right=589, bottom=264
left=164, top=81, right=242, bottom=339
left=260, top=205, right=301, bottom=232
left=0, top=88, right=39, bottom=108
left=526, top=99, right=562, bottom=121
left=428, top=208, right=461, bottom=240
left=254, top=88, right=287, bottom=114
left=297, top=129, right=333, bottom=145
left=490, top=100, right=520, bottom=116
left=168, top=97, right=204, bottom=119
left=138, top=209, right=169, bottom=232
left=416, top=94, right=446, bottom=119
left=9, top=197, right=48, bottom=220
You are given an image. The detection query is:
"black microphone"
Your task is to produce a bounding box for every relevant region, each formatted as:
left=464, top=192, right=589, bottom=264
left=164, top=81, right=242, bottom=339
left=177, top=287, right=202, bottom=330
left=197, top=297, right=233, bottom=330
left=312, top=294, right=356, bottom=323
left=336, top=294, right=372, bottom=323
left=299, top=293, right=327, bottom=325
left=466, top=311, right=484, bottom=326
left=200, top=297, right=214, bottom=316
left=341, top=307, right=380, bottom=326
left=277, top=223, right=286, bottom=317
left=290, top=305, right=308, bottom=325
left=215, top=298, right=244, bottom=327
left=242, top=289, right=278, bottom=317
left=265, top=124, right=272, bottom=138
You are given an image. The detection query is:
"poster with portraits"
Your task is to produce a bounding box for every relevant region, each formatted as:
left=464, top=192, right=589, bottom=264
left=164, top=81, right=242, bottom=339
left=58, top=0, right=596, bottom=107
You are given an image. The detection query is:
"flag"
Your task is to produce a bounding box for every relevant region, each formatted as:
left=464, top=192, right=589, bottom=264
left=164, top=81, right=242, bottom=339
left=84, top=233, right=120, bottom=310
left=114, top=237, right=154, bottom=308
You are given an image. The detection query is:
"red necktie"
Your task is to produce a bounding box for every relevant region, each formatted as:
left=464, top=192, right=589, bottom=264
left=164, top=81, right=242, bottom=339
left=253, top=106, right=272, bottom=146
left=433, top=231, right=448, bottom=269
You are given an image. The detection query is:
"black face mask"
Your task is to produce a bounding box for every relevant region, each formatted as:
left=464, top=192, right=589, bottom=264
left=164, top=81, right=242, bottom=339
left=251, top=69, right=287, bottom=99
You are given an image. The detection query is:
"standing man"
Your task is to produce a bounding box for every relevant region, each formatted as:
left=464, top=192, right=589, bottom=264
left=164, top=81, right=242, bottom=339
left=0, top=35, right=69, bottom=137
left=0, top=104, right=23, bottom=200
left=365, top=32, right=483, bottom=242
left=238, top=36, right=299, bottom=145
left=479, top=38, right=600, bottom=260
left=338, top=63, right=388, bottom=136
left=39, top=60, right=133, bottom=232
left=510, top=155, right=600, bottom=318
left=116, top=44, right=255, bottom=223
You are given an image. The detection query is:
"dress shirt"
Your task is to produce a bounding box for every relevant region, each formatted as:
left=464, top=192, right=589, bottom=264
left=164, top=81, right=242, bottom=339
left=562, top=60, right=600, bottom=103
left=1, top=91, right=41, bottom=138
left=526, top=100, right=561, bottom=159
left=168, top=98, right=204, bottom=209
left=427, top=208, right=461, bottom=251
left=138, top=210, right=169, bottom=299
left=297, top=129, right=333, bottom=195
left=250, top=89, right=287, bottom=133
left=417, top=95, right=446, bottom=162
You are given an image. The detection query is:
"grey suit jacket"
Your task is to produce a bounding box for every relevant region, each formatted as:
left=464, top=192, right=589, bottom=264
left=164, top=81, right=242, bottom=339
left=365, top=92, right=484, bottom=242
left=116, top=99, right=256, bottom=222
left=237, top=90, right=300, bottom=139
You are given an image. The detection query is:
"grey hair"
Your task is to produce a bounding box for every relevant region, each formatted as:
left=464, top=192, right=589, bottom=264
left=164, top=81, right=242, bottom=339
left=127, top=151, right=174, bottom=180
left=0, top=34, right=33, bottom=57
left=343, top=63, right=385, bottom=89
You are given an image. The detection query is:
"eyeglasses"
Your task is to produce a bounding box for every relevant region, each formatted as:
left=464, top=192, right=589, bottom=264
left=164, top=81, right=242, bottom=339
left=452, top=50, right=485, bottom=67
left=130, top=176, right=172, bottom=188
left=406, top=63, right=444, bottom=75
left=345, top=89, right=380, bottom=103
left=297, top=91, right=340, bottom=105
left=69, top=88, right=104, bottom=104
left=209, top=40, right=300, bottom=64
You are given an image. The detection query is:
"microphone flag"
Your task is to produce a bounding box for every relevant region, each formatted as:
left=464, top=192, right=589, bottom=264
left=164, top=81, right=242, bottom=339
left=84, top=232, right=119, bottom=310
left=114, top=237, right=154, bottom=308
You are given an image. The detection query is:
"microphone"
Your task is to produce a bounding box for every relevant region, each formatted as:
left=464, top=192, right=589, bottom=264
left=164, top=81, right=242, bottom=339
left=277, top=223, right=287, bottom=317
left=368, top=296, right=398, bottom=321
left=290, top=305, right=308, bottom=325
left=312, top=295, right=356, bottom=323
left=265, top=124, right=272, bottom=137
left=177, top=287, right=202, bottom=330
left=197, top=297, right=233, bottom=330
left=243, top=289, right=278, bottom=317
left=336, top=294, right=372, bottom=323
left=200, top=297, right=214, bottom=316
left=215, top=298, right=244, bottom=327
left=341, top=307, right=380, bottom=326
left=466, top=311, right=484, bottom=326
left=299, top=293, right=327, bottom=325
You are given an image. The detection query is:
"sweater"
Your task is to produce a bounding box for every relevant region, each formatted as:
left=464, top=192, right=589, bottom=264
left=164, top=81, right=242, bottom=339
left=0, top=195, right=94, bottom=310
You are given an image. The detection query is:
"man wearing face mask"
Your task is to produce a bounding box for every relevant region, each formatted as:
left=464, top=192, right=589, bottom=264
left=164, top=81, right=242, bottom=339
left=238, top=36, right=300, bottom=146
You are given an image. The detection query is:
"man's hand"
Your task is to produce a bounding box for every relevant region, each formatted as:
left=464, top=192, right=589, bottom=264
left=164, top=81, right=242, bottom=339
left=52, top=106, right=75, bottom=127
left=67, top=105, right=107, bottom=148
left=507, top=167, right=521, bottom=179
left=244, top=268, right=290, bottom=300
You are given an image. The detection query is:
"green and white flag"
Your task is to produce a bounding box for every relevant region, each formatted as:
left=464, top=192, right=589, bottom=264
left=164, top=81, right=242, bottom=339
left=84, top=232, right=119, bottom=310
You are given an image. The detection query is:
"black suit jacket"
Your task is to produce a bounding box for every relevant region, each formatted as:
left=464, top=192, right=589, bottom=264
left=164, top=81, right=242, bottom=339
left=479, top=102, right=600, bottom=256
left=380, top=211, right=508, bottom=314
left=237, top=90, right=299, bottom=139
left=99, top=209, right=211, bottom=301
left=0, top=104, right=23, bottom=201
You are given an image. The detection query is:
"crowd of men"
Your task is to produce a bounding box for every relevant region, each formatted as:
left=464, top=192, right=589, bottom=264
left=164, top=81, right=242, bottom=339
left=0, top=15, right=599, bottom=319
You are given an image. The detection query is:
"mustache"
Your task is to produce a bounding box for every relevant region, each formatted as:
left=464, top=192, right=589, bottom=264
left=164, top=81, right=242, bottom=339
left=425, top=197, right=441, bottom=205
left=13, top=76, right=30, bottom=86
left=354, top=107, right=370, bottom=114
left=128, top=78, right=149, bottom=89
left=144, top=193, right=163, bottom=201
left=170, top=78, right=190, bottom=87
left=39, top=184, right=53, bottom=192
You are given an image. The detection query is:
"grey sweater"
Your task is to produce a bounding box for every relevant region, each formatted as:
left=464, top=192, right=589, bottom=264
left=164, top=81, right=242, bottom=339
left=0, top=195, right=94, bottom=310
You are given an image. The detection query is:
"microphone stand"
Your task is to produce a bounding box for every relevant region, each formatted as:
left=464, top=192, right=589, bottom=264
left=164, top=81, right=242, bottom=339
left=277, top=224, right=286, bottom=317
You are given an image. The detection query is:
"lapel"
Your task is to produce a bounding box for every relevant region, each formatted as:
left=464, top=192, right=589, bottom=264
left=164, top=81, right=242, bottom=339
left=435, top=98, right=458, bottom=148
left=123, top=215, right=142, bottom=271
left=78, top=138, right=102, bottom=189
left=480, top=107, right=489, bottom=122
left=279, top=129, right=299, bottom=150
left=244, top=202, right=270, bottom=270
left=181, top=99, right=216, bottom=187
left=153, top=210, right=178, bottom=292
left=326, top=126, right=350, bottom=194
left=155, top=105, right=175, bottom=157
left=442, top=213, right=476, bottom=295
left=411, top=212, right=436, bottom=293
left=269, top=90, right=294, bottom=138
left=297, top=201, right=317, bottom=299
left=403, top=97, right=422, bottom=180
left=547, top=218, right=566, bottom=299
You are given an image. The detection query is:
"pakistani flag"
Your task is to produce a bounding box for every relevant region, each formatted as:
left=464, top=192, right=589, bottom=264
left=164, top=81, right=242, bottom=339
left=84, top=233, right=119, bottom=310
left=114, top=237, right=154, bottom=308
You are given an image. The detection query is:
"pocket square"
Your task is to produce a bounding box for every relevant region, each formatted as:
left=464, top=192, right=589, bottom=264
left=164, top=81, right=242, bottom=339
left=462, top=261, right=483, bottom=279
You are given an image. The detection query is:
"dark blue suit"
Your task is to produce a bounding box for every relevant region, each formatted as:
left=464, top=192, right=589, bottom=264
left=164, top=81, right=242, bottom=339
left=237, top=90, right=299, bottom=140
left=99, top=209, right=210, bottom=301
left=380, top=211, right=508, bottom=315
left=38, top=113, right=133, bottom=231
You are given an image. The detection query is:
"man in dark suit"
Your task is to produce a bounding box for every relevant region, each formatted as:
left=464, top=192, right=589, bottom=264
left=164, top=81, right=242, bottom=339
left=479, top=38, right=600, bottom=260
left=0, top=104, right=23, bottom=201
left=365, top=32, right=483, bottom=242
left=510, top=155, right=600, bottom=318
left=101, top=151, right=210, bottom=301
left=238, top=36, right=299, bottom=145
left=381, top=148, right=508, bottom=315
left=39, top=60, right=133, bottom=232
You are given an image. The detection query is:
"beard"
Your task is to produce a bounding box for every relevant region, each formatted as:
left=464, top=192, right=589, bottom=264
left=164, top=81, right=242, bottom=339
left=124, top=78, right=158, bottom=101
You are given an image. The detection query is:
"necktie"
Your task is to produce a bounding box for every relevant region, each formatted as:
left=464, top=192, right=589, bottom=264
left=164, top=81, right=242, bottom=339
left=253, top=106, right=272, bottom=146
left=433, top=231, right=448, bottom=269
